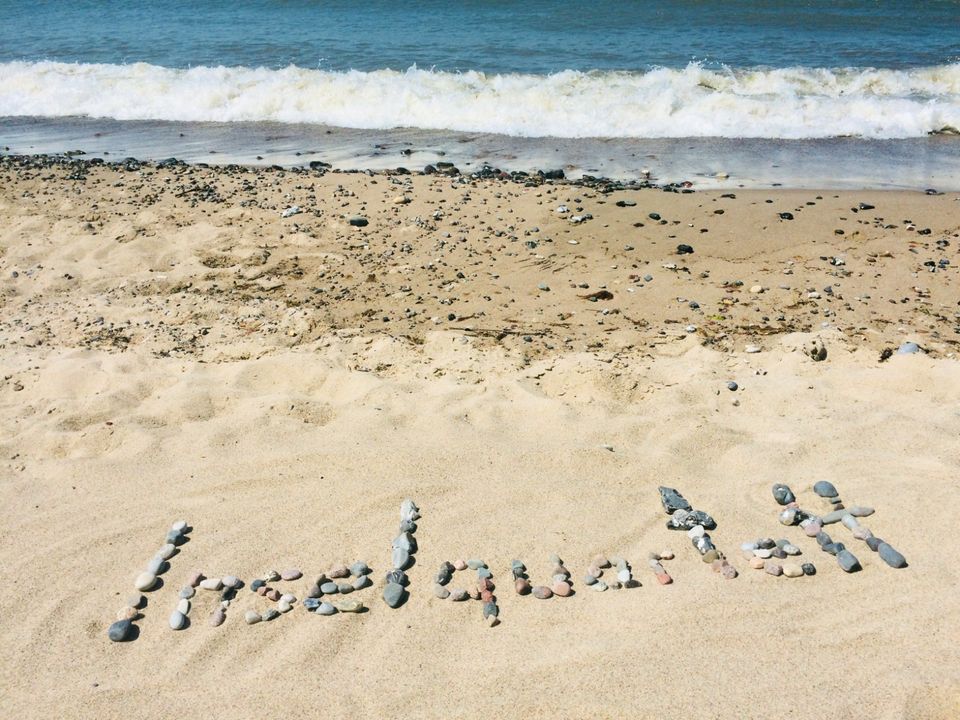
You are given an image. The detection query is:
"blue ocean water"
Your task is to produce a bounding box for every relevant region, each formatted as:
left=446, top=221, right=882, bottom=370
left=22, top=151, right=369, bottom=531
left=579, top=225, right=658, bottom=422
left=1, top=1, right=959, bottom=185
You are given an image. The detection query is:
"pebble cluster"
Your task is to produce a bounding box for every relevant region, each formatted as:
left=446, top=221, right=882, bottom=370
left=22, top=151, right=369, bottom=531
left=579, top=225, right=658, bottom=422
left=581, top=554, right=637, bottom=591
left=177, top=571, right=243, bottom=628
left=647, top=551, right=675, bottom=585
left=660, top=487, right=735, bottom=578
left=774, top=481, right=907, bottom=571
left=435, top=558, right=500, bottom=626
left=741, top=537, right=815, bottom=578
left=514, top=555, right=576, bottom=597
left=300, top=563, right=368, bottom=617
left=382, top=498, right=420, bottom=609
left=108, top=519, right=189, bottom=642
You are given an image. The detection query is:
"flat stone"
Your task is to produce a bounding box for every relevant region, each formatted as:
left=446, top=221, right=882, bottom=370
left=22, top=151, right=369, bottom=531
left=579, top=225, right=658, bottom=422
left=250, top=579, right=265, bottom=592
left=813, top=480, right=839, bottom=498
left=783, top=563, right=804, bottom=578
left=261, top=608, right=280, bottom=621
left=878, top=543, right=907, bottom=568
left=107, top=619, right=134, bottom=642
left=837, top=549, right=861, bottom=572
left=350, top=562, right=370, bottom=577
left=655, top=572, right=672, bottom=585
left=702, top=549, right=719, bottom=564
left=771, top=548, right=787, bottom=560
left=337, top=583, right=353, bottom=594
left=266, top=589, right=281, bottom=601
left=385, top=569, right=408, bottom=586
left=146, top=556, right=166, bottom=575
left=749, top=557, right=766, bottom=569
left=754, top=548, right=772, bottom=559
left=320, top=582, right=339, bottom=594
left=822, top=509, right=848, bottom=525
left=802, top=563, right=816, bottom=575
left=667, top=508, right=716, bottom=530
left=348, top=215, right=369, bottom=227
left=157, top=544, right=177, bottom=560
left=450, top=589, right=469, bottom=602
left=453, top=559, right=467, bottom=571
left=280, top=593, right=296, bottom=604
left=593, top=581, right=608, bottom=592
left=783, top=544, right=801, bottom=556
left=276, top=569, right=300, bottom=582
left=328, top=565, right=349, bottom=579
left=335, top=600, right=363, bottom=613
left=816, top=531, right=833, bottom=547
left=552, top=581, right=572, bottom=597
left=866, top=536, right=883, bottom=552
left=306, top=584, right=322, bottom=598
left=772, top=483, right=796, bottom=505
left=316, top=602, right=337, bottom=616
left=764, top=562, right=783, bottom=576
left=116, top=606, right=138, bottom=621
left=897, top=342, right=920, bottom=354
left=658, top=486, right=692, bottom=514
left=477, top=567, right=492, bottom=579
left=400, top=499, right=420, bottom=521
left=303, top=598, right=321, bottom=611
left=222, top=575, right=240, bottom=589
left=176, top=598, right=190, bottom=615
left=188, top=570, right=204, bottom=587
left=134, top=572, right=157, bottom=592
left=532, top=586, right=553, bottom=599
left=209, top=608, right=226, bottom=626
left=277, top=600, right=292, bottom=613
left=515, top=578, right=531, bottom=595
left=352, top=576, right=371, bottom=591
left=178, top=586, right=195, bottom=600
left=169, top=610, right=187, bottom=630
left=434, top=584, right=450, bottom=599
left=199, top=578, right=222, bottom=591
left=383, top=583, right=406, bottom=608
left=849, top=506, right=875, bottom=517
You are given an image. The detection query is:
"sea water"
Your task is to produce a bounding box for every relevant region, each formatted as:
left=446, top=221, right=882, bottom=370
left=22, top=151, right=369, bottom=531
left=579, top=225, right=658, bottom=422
left=1, top=0, right=958, bottom=187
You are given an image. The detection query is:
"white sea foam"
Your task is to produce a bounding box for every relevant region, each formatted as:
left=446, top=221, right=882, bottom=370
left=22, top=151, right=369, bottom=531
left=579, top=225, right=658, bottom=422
left=1, top=60, right=958, bottom=139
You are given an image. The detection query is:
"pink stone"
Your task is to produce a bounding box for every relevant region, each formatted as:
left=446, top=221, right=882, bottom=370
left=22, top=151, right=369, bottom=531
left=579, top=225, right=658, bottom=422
left=764, top=561, right=783, bottom=576
left=532, top=586, right=553, bottom=599
left=655, top=572, right=672, bottom=585
left=328, top=565, right=349, bottom=579
left=480, top=589, right=495, bottom=603
left=477, top=578, right=494, bottom=592
left=453, top=559, right=467, bottom=571
left=515, top=579, right=531, bottom=595
left=266, top=589, right=281, bottom=601
left=281, top=569, right=302, bottom=581
left=711, top=559, right=725, bottom=573
left=552, top=581, right=572, bottom=597
left=209, top=608, right=225, bottom=627
left=804, top=520, right=823, bottom=537
left=188, top=570, right=204, bottom=587
left=721, top=565, right=738, bottom=580
left=256, top=585, right=268, bottom=596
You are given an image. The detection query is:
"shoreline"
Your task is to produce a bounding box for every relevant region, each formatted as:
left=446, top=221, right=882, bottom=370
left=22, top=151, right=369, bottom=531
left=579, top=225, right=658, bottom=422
left=4, top=117, right=960, bottom=189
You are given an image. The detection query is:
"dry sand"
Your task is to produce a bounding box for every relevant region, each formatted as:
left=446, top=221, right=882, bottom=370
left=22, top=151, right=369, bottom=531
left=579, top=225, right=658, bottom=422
left=1, top=157, right=959, bottom=719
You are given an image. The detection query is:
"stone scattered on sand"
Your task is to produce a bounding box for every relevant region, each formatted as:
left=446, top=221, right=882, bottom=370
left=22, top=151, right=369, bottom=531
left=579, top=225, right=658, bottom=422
left=783, top=563, right=804, bottom=578
left=127, top=594, right=145, bottom=609
left=179, top=586, right=195, bottom=600
left=813, top=481, right=839, bottom=498
left=262, top=608, right=280, bottom=622
left=188, top=570, right=204, bottom=587
left=837, top=549, right=861, bottom=573
left=352, top=576, right=371, bottom=591
left=108, top=619, right=134, bottom=642
left=802, top=563, right=816, bottom=576
left=532, top=586, right=553, bottom=599
left=749, top=557, right=766, bottom=569
left=336, top=600, right=363, bottom=613
left=328, top=565, right=349, bottom=579
left=348, top=215, right=368, bottom=227
left=134, top=572, right=157, bottom=592
left=772, top=483, right=795, bottom=506
left=764, top=562, right=783, bottom=576
left=210, top=608, right=225, bottom=626
left=878, top=543, right=907, bottom=568
left=383, top=583, right=406, bottom=608
left=157, top=544, right=177, bottom=560
left=176, top=598, right=190, bottom=615
left=658, top=486, right=692, bottom=514
left=169, top=610, right=187, bottom=630
left=350, top=562, right=370, bottom=577
left=434, top=584, right=451, bottom=599
left=146, top=556, right=166, bottom=575
left=865, top=536, right=883, bottom=552
left=385, top=569, right=407, bottom=586
left=277, top=600, right=292, bottom=613
left=281, top=569, right=302, bottom=581
left=316, top=602, right=337, bottom=616
left=245, top=610, right=261, bottom=625
left=552, top=581, right=572, bottom=597
left=117, top=606, right=138, bottom=621
left=320, top=582, right=338, bottom=594
left=199, top=577, right=222, bottom=591
left=593, top=581, right=609, bottom=592
left=222, top=575, right=240, bottom=589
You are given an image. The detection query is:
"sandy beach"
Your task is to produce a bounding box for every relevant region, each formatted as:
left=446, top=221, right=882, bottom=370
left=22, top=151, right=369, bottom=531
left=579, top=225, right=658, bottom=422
left=2, top=157, right=959, bottom=719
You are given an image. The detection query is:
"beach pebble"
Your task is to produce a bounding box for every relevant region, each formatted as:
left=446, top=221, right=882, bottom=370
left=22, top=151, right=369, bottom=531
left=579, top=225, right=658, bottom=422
left=721, top=564, right=738, bottom=580
left=127, top=594, right=145, bottom=609
left=222, top=575, right=240, bottom=589
left=764, top=562, right=783, bottom=576
left=617, top=568, right=631, bottom=583
left=348, top=215, right=368, bottom=227
left=352, top=576, right=371, bottom=591
left=552, top=581, right=572, bottom=597
left=816, top=531, right=833, bottom=547
left=483, top=601, right=499, bottom=619
left=515, top=578, right=532, bottom=595
left=157, top=544, right=177, bottom=560
left=171, top=520, right=188, bottom=533
left=337, top=583, right=353, bottom=595
left=176, top=598, right=190, bottom=615
left=277, top=600, right=292, bottom=613
left=658, top=486, right=692, bottom=514
left=655, top=572, right=672, bottom=585
left=434, top=584, right=451, bottom=599
left=783, top=563, right=804, bottom=578
left=878, top=543, right=907, bottom=568
left=316, top=602, right=337, bottom=616
left=779, top=508, right=798, bottom=526
left=726, top=381, right=738, bottom=391
left=169, top=611, right=187, bottom=630
left=207, top=607, right=224, bottom=626
left=532, top=586, right=553, bottom=599
left=592, top=555, right=611, bottom=568
left=467, top=559, right=487, bottom=570
left=659, top=550, right=674, bottom=560
left=165, top=530, right=184, bottom=546
left=383, top=583, right=406, bottom=608
left=453, top=559, right=467, bottom=571
left=146, top=556, right=166, bottom=575
left=749, top=557, right=766, bottom=569
left=841, top=514, right=860, bottom=530
left=385, top=569, right=408, bottom=586
left=865, top=536, right=883, bottom=552
left=266, top=588, right=281, bottom=601
left=392, top=548, right=411, bottom=570
left=783, top=544, right=801, bottom=556
left=848, top=506, right=875, bottom=517
left=593, top=581, right=609, bottom=592
left=813, top=480, right=839, bottom=498
left=178, top=585, right=195, bottom=599
left=350, top=562, right=370, bottom=577
left=702, top=549, right=719, bottom=564
left=336, top=600, right=363, bottom=613
left=328, top=565, right=349, bottom=579
left=393, top=533, right=416, bottom=552
left=320, top=582, right=338, bottom=594
left=263, top=570, right=280, bottom=582
left=188, top=570, right=204, bottom=587
left=822, top=509, right=847, bottom=525
left=803, top=520, right=823, bottom=537
left=772, top=483, right=795, bottom=505
left=117, top=606, right=139, bottom=621
left=303, top=598, right=321, bottom=611
left=583, top=573, right=597, bottom=586
left=897, top=342, right=920, bottom=354
left=262, top=608, right=280, bottom=622
left=134, top=572, right=157, bottom=592
left=852, top=526, right=874, bottom=541
left=450, top=589, right=469, bottom=602
left=754, top=548, right=772, bottom=559
left=199, top=578, right=222, bottom=591
left=802, top=563, right=816, bottom=576
left=837, top=550, right=861, bottom=573
left=108, top=619, right=134, bottom=642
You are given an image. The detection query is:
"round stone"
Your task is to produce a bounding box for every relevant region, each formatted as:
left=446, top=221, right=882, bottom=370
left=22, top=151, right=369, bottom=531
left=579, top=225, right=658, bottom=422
left=837, top=549, right=861, bottom=573
left=702, top=549, right=719, bottom=564
left=146, top=556, right=166, bottom=575
left=434, top=584, right=450, bottom=599
left=383, top=583, right=406, bottom=608
left=176, top=598, right=190, bottom=615
left=754, top=548, right=772, bottom=559
left=262, top=608, right=280, bottom=622
left=617, top=568, right=631, bottom=583
left=749, top=557, right=765, bottom=569
left=779, top=509, right=798, bottom=526
left=466, top=559, right=486, bottom=570
left=107, top=619, right=134, bottom=642
left=802, top=563, right=816, bottom=576
left=281, top=568, right=302, bottom=581
left=263, top=570, right=280, bottom=582
left=199, top=578, right=222, bottom=591
left=179, top=586, right=195, bottom=600
left=157, top=544, right=177, bottom=560
left=134, top=572, right=157, bottom=592
left=127, top=594, right=145, bottom=609
left=320, top=582, right=338, bottom=594
left=764, top=562, right=783, bottom=576
left=772, top=483, right=796, bottom=505
left=209, top=608, right=225, bottom=626
left=169, top=610, right=187, bottom=630
left=532, top=586, right=553, bottom=599
left=350, top=562, right=370, bottom=577
left=117, top=606, right=138, bottom=621
left=450, top=589, right=469, bottom=602
left=280, top=593, right=296, bottom=604
left=483, top=601, right=499, bottom=619
left=813, top=480, right=839, bottom=498
left=453, top=559, right=467, bottom=571
left=165, top=530, right=183, bottom=545
left=783, top=544, right=801, bottom=556
left=552, top=581, right=572, bottom=597
left=515, top=579, right=531, bottom=595
left=266, top=589, right=281, bottom=601
left=222, top=575, right=240, bottom=589
left=593, top=581, right=608, bottom=592
left=583, top=573, right=597, bottom=586
left=277, top=600, right=292, bottom=613
left=337, top=583, right=353, bottom=594
left=352, top=576, right=371, bottom=591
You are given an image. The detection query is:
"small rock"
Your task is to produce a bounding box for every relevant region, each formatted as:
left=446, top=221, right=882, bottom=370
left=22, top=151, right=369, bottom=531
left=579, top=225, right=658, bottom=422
left=813, top=480, right=839, bottom=498
left=335, top=600, right=363, bottom=613
left=352, top=576, right=371, bottom=591
left=764, top=562, right=783, bottom=576
left=878, top=543, right=907, bottom=568
left=350, top=562, right=370, bottom=577
left=222, top=575, right=240, bottom=589
left=199, top=578, right=222, bottom=591
left=348, top=215, right=368, bottom=227
left=848, top=506, right=875, bottom=517
left=176, top=598, right=190, bottom=615
left=837, top=550, right=861, bottom=572
left=434, top=584, right=451, bottom=599
left=593, top=581, right=609, bottom=591
left=146, top=556, right=166, bottom=575
left=281, top=569, right=302, bottom=581
left=749, top=557, right=766, bottom=569
left=261, top=608, right=280, bottom=622
left=392, top=548, right=411, bottom=570
left=783, top=563, right=804, bottom=578
left=450, top=589, right=469, bottom=602
left=772, top=483, right=795, bottom=505
left=316, top=602, right=337, bottom=616
left=802, top=563, right=816, bottom=575
left=515, top=578, right=531, bottom=595
left=532, top=586, right=553, bottom=599
left=157, top=544, right=177, bottom=560
left=453, top=559, right=467, bottom=571
left=209, top=608, right=226, bottom=626
left=721, top=564, right=738, bottom=580
left=134, top=572, right=157, bottom=592
left=328, top=565, right=349, bottom=579
left=107, top=619, right=134, bottom=642
left=320, top=582, right=339, bottom=594
left=383, top=583, right=406, bottom=608
left=277, top=600, right=292, bottom=613
left=583, top=574, right=597, bottom=586
left=897, top=342, right=920, bottom=354
left=552, top=581, right=572, bottom=597
left=169, top=611, right=187, bottom=630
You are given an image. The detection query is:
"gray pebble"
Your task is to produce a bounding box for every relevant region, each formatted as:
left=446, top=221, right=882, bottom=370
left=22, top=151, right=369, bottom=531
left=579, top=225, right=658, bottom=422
left=261, top=608, right=280, bottom=622
left=348, top=215, right=369, bottom=227
left=848, top=506, right=875, bottom=517
left=482, top=601, right=498, bottom=619
left=127, top=594, right=145, bottom=609
left=865, top=536, right=883, bottom=552
left=157, top=543, right=177, bottom=560
left=434, top=584, right=451, bottom=599
left=337, top=583, right=354, bottom=594
left=816, top=531, right=833, bottom=547
left=837, top=549, right=861, bottom=572
left=316, top=602, right=337, bottom=616
left=179, top=586, right=195, bottom=600
left=169, top=610, right=187, bottom=630
left=878, top=543, right=907, bottom=568
left=392, top=533, right=416, bottom=553
left=383, top=583, right=406, bottom=608
left=841, top=514, right=860, bottom=530
left=349, top=562, right=370, bottom=577
left=303, top=598, right=321, bottom=611
left=146, top=556, right=166, bottom=575
left=320, top=582, right=339, bottom=594
left=244, top=610, right=261, bottom=625
left=583, top=574, right=597, bottom=585
left=802, top=563, right=816, bottom=576
left=772, top=483, right=796, bottom=505
left=385, top=569, right=407, bottom=586
left=897, top=342, right=920, bottom=354
left=165, top=530, right=184, bottom=545
left=477, top=567, right=492, bottom=579
left=466, top=559, right=486, bottom=570
left=107, top=619, right=134, bottom=642
left=821, top=509, right=848, bottom=525
left=352, top=576, right=371, bottom=591
left=392, top=547, right=411, bottom=570
left=813, top=480, right=839, bottom=498
left=727, top=381, right=738, bottom=391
